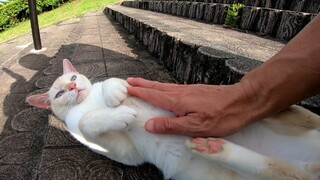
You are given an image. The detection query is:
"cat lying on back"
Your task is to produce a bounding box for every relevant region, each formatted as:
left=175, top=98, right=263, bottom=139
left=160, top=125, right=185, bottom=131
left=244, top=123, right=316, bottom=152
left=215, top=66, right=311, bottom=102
left=27, top=59, right=320, bottom=180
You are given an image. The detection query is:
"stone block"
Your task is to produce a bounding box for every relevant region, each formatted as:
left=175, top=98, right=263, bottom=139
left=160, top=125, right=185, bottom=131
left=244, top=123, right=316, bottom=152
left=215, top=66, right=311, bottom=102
left=159, top=1, right=164, bottom=12
left=204, top=3, right=216, bottom=22
left=276, top=11, right=311, bottom=41
left=240, top=6, right=261, bottom=31
left=255, top=8, right=282, bottom=36
left=195, top=2, right=206, bottom=20
left=226, top=56, right=263, bottom=84
left=290, top=0, right=305, bottom=12
left=147, top=29, right=163, bottom=56
left=172, top=41, right=198, bottom=84
left=171, top=2, right=178, bottom=15
left=212, top=4, right=228, bottom=24
left=188, top=2, right=197, bottom=19
left=303, top=0, right=320, bottom=13
left=159, top=34, right=175, bottom=71
left=274, top=0, right=291, bottom=10
left=189, top=46, right=234, bottom=85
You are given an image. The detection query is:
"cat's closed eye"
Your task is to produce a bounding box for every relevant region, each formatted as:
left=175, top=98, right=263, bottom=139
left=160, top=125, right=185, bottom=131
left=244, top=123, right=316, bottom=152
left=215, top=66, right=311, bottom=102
left=55, top=91, right=64, bottom=98
left=71, top=75, right=77, bottom=81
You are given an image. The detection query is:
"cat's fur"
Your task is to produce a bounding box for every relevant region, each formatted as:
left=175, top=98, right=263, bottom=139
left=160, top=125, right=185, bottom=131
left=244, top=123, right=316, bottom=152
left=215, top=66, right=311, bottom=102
left=27, top=59, right=320, bottom=180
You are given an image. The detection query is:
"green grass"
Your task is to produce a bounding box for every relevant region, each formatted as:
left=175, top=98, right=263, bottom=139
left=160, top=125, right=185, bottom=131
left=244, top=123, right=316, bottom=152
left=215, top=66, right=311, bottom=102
left=0, top=0, right=119, bottom=43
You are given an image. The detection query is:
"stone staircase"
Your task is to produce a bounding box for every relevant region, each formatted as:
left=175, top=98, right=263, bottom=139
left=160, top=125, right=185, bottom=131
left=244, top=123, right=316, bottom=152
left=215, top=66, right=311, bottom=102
left=120, top=0, right=318, bottom=41
left=105, top=1, right=319, bottom=112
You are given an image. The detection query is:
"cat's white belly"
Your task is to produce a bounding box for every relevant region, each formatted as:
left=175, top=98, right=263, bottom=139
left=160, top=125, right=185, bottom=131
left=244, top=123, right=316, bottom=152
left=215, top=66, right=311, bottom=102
left=65, top=90, right=320, bottom=180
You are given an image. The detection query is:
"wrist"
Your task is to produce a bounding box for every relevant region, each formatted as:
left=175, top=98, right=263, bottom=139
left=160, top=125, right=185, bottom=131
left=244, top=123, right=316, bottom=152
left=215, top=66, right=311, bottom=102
left=219, top=81, right=266, bottom=128
left=235, top=77, right=273, bottom=124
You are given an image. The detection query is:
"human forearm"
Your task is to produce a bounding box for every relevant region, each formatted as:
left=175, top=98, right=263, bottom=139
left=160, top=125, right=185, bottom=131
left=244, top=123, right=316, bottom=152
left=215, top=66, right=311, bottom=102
left=238, top=14, right=320, bottom=123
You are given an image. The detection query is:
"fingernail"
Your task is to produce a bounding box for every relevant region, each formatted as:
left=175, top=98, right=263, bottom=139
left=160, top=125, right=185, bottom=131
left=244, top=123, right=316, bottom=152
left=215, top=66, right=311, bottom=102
left=145, top=120, right=155, bottom=132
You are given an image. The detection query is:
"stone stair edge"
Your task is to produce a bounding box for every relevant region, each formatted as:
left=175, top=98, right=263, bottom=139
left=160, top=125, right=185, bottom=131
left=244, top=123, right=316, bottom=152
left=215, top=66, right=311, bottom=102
left=121, top=0, right=317, bottom=41
left=125, top=0, right=320, bottom=14
left=104, top=6, right=262, bottom=84
left=123, top=0, right=319, bottom=15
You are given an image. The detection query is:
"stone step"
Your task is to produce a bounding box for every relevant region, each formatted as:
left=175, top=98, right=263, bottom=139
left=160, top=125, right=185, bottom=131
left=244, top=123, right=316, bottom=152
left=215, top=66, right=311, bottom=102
left=121, top=1, right=317, bottom=41
left=105, top=5, right=320, bottom=114
left=138, top=0, right=320, bottom=13
left=105, top=5, right=283, bottom=84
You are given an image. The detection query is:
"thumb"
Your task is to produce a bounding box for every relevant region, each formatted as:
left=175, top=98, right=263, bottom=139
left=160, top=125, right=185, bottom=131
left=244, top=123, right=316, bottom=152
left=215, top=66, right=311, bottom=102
left=145, top=117, right=179, bottom=134
left=145, top=116, right=196, bottom=135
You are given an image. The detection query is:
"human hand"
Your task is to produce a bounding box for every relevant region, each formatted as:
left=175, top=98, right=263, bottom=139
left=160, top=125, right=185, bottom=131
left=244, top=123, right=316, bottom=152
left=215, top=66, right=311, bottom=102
left=127, top=78, right=255, bottom=137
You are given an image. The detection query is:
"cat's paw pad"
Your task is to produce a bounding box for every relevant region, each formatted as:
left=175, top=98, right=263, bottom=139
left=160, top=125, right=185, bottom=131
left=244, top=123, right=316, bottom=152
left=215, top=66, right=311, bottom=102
left=186, top=138, right=225, bottom=155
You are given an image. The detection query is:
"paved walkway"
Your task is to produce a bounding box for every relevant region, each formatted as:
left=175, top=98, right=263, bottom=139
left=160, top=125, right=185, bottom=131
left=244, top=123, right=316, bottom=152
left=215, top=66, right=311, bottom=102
left=0, top=10, right=174, bottom=179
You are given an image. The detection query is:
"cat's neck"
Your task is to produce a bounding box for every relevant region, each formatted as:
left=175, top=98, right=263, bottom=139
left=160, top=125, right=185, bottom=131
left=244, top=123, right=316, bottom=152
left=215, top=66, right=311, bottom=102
left=52, top=104, right=73, bottom=121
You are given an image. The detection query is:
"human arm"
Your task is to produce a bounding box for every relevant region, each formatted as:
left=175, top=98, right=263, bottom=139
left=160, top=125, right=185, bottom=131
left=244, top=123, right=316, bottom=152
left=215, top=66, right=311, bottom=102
left=127, top=14, right=320, bottom=137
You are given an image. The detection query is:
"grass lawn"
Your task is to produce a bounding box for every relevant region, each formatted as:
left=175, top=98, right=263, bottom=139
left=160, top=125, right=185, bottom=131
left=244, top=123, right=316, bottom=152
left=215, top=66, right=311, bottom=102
left=0, top=0, right=120, bottom=43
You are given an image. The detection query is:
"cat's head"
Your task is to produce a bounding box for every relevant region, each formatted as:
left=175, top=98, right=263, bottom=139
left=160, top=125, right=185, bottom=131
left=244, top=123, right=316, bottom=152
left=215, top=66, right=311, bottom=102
left=26, top=59, right=92, bottom=120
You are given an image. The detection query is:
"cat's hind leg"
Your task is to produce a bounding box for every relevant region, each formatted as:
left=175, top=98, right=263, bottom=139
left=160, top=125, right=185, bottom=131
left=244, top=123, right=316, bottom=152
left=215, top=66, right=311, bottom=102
left=186, top=138, right=312, bottom=180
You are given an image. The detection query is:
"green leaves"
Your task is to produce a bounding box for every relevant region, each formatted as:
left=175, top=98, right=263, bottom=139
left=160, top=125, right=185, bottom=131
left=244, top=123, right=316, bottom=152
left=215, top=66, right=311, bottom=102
left=0, top=0, right=72, bottom=32
left=224, top=3, right=244, bottom=28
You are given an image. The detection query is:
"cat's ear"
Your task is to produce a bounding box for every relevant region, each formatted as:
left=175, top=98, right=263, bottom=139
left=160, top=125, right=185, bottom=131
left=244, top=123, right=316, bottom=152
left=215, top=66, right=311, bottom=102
left=26, top=93, right=51, bottom=110
left=63, top=59, right=77, bottom=74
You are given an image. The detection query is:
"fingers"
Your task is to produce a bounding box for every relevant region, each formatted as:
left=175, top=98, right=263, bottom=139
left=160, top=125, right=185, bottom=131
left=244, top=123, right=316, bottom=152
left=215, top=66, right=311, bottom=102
left=145, top=117, right=188, bottom=135
left=128, top=86, right=179, bottom=113
left=144, top=116, right=215, bottom=137
left=127, top=77, right=185, bottom=92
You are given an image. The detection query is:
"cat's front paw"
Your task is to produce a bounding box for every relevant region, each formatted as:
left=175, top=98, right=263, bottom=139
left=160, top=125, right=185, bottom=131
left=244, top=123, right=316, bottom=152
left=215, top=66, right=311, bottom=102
left=102, top=78, right=129, bottom=107
left=113, top=106, right=137, bottom=130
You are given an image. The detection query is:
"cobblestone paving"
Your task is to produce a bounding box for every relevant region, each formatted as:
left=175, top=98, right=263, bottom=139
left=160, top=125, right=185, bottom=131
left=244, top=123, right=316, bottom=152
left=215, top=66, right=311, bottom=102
left=0, top=11, right=176, bottom=179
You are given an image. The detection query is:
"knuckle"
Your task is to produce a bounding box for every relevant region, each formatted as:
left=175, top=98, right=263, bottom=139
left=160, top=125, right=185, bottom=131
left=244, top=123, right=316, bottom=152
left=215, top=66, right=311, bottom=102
left=163, top=118, right=174, bottom=131
left=189, top=113, right=218, bottom=136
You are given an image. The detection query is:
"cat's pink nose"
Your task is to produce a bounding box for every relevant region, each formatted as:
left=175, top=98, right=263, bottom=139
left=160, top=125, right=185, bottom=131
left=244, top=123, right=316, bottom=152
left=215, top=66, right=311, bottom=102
left=68, top=82, right=77, bottom=90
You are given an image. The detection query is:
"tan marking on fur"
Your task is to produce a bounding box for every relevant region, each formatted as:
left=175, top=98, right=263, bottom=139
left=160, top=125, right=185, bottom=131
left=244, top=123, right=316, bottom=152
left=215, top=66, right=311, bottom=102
left=305, top=163, right=320, bottom=175
left=261, top=159, right=311, bottom=180
left=270, top=106, right=320, bottom=130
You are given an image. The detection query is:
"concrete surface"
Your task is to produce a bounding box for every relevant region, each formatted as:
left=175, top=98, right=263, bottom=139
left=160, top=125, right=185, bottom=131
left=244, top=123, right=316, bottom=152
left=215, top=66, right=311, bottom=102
left=0, top=10, right=172, bottom=180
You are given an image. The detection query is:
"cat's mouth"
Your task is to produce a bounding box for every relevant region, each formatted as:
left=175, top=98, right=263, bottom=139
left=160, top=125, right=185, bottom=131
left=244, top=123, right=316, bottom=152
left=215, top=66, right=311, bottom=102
left=75, top=89, right=86, bottom=103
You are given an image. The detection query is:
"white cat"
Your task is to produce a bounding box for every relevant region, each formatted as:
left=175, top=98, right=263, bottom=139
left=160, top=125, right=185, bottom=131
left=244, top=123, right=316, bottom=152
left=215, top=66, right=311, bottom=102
left=26, top=59, right=320, bottom=180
